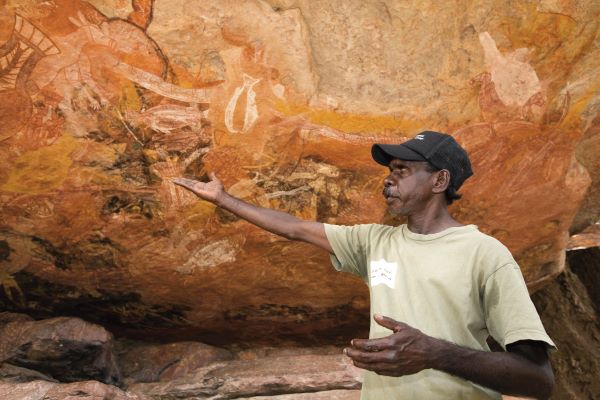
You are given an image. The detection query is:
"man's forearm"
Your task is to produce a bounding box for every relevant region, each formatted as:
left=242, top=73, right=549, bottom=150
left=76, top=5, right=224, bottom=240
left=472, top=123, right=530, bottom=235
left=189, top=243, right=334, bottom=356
left=216, top=192, right=306, bottom=240
left=428, top=339, right=553, bottom=399
left=173, top=175, right=331, bottom=251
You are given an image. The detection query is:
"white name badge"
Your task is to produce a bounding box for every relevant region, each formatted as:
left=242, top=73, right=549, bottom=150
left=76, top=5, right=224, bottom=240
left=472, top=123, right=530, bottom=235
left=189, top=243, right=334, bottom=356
left=370, top=259, right=398, bottom=289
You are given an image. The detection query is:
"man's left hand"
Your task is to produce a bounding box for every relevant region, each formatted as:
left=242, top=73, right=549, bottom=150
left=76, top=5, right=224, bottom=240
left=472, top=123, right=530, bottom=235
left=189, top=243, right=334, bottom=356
left=344, top=314, right=435, bottom=377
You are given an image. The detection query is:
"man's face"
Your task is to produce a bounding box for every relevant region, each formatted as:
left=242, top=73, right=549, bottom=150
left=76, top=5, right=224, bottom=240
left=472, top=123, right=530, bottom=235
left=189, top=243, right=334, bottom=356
left=382, top=159, right=437, bottom=216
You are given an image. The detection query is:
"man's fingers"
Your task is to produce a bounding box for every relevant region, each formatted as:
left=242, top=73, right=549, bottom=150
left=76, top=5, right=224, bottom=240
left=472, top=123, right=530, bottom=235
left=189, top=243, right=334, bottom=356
left=351, top=360, right=399, bottom=373
left=209, top=172, right=218, bottom=182
left=172, top=177, right=202, bottom=191
left=374, top=314, right=404, bottom=332
left=172, top=177, right=192, bottom=185
left=172, top=177, right=198, bottom=185
left=345, top=347, right=397, bottom=363
left=351, top=337, right=389, bottom=352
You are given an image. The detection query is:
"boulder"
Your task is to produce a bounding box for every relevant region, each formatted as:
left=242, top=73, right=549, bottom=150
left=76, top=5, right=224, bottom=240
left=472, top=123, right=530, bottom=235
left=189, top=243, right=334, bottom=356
left=0, top=380, right=150, bottom=400
left=243, top=390, right=361, bottom=400
left=0, top=364, right=57, bottom=384
left=130, top=353, right=362, bottom=399
left=0, top=312, right=33, bottom=325
left=235, top=345, right=342, bottom=361
left=117, top=340, right=233, bottom=383
left=531, top=248, right=600, bottom=400
left=568, top=222, right=600, bottom=251
left=0, top=317, right=120, bottom=384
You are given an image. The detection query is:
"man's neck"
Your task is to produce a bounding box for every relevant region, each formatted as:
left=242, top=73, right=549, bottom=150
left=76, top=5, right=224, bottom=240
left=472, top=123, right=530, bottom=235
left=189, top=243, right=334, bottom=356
left=406, top=204, right=462, bottom=235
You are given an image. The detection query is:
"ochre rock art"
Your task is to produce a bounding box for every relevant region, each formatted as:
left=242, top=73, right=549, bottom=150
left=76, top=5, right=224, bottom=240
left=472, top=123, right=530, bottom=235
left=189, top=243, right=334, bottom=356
left=225, top=73, right=261, bottom=133
left=0, top=0, right=598, bottom=344
left=478, top=32, right=542, bottom=109
left=0, top=14, right=59, bottom=142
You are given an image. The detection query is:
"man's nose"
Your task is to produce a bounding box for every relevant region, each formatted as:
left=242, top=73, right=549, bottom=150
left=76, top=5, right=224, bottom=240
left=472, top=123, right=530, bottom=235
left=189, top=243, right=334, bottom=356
left=384, top=176, right=393, bottom=187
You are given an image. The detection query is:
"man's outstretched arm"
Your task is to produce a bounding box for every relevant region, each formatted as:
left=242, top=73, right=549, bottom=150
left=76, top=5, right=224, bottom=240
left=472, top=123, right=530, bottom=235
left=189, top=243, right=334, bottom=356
left=172, top=174, right=333, bottom=253
left=345, top=315, right=554, bottom=399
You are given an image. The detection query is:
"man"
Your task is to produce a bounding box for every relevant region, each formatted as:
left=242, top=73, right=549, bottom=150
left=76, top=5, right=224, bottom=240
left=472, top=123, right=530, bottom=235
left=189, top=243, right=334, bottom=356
left=173, top=130, right=555, bottom=399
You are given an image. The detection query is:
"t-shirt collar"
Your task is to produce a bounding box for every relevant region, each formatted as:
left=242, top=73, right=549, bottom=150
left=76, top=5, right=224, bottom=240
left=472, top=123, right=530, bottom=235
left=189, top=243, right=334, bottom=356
left=401, top=224, right=478, bottom=241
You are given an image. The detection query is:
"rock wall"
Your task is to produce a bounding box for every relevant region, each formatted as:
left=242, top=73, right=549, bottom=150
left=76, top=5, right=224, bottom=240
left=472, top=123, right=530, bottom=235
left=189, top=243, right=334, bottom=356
left=531, top=248, right=600, bottom=399
left=0, top=0, right=599, bottom=344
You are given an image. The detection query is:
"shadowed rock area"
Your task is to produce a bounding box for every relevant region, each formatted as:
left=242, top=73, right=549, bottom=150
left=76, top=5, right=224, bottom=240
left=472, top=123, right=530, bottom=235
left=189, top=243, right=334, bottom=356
left=0, top=314, right=363, bottom=399
left=0, top=314, right=120, bottom=384
left=531, top=248, right=600, bottom=400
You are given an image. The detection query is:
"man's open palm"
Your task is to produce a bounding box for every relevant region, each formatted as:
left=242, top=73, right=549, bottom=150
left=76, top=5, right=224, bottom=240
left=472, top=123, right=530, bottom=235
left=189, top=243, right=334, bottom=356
left=172, top=173, right=224, bottom=203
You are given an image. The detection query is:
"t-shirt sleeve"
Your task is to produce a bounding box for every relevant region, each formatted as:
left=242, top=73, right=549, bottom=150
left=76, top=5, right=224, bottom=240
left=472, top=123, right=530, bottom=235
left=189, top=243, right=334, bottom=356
left=323, top=223, right=370, bottom=280
left=483, top=263, right=556, bottom=351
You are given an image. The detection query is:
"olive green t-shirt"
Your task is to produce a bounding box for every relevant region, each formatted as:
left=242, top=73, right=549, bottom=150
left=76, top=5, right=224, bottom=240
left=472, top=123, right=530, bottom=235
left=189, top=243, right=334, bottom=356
left=324, top=223, right=555, bottom=400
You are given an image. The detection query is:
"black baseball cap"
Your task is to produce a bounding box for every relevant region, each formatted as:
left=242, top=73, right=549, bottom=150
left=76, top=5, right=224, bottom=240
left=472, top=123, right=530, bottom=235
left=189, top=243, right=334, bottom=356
left=371, top=130, right=473, bottom=190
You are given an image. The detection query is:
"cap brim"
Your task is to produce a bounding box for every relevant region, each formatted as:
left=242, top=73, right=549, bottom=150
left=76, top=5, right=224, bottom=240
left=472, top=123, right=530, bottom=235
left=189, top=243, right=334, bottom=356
left=371, top=143, right=426, bottom=166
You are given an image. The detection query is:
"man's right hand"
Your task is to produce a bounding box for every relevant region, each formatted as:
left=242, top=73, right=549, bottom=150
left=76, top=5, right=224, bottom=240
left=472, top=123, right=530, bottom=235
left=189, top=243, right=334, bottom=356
left=172, top=173, right=225, bottom=204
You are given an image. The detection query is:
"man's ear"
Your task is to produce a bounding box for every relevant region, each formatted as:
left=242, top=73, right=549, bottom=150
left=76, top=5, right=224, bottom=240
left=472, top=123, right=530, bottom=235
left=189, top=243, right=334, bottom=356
left=432, top=169, right=450, bottom=194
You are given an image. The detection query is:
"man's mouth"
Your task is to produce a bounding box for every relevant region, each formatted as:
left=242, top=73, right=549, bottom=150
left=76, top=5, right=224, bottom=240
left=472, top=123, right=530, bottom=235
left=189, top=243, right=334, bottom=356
left=382, top=187, right=399, bottom=200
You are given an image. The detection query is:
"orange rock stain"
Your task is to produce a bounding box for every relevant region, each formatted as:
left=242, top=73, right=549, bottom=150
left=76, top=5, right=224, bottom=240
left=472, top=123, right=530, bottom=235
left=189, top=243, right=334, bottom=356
left=275, top=101, right=422, bottom=135
left=1, top=134, right=79, bottom=194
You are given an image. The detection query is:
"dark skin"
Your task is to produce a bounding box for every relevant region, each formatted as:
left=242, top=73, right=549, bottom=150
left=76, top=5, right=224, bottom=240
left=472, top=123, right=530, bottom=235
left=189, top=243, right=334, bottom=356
left=382, top=159, right=460, bottom=233
left=173, top=159, right=554, bottom=399
left=348, top=315, right=553, bottom=399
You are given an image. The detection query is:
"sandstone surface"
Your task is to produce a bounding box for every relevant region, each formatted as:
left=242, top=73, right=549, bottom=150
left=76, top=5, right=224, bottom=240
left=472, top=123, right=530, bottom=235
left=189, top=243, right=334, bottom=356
left=117, top=340, right=233, bottom=383
left=0, top=380, right=150, bottom=400
left=531, top=247, right=600, bottom=400
left=130, top=353, right=362, bottom=399
left=0, top=316, right=120, bottom=384
left=243, top=391, right=361, bottom=400
left=0, top=363, right=57, bottom=384
left=0, top=0, right=598, bottom=346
